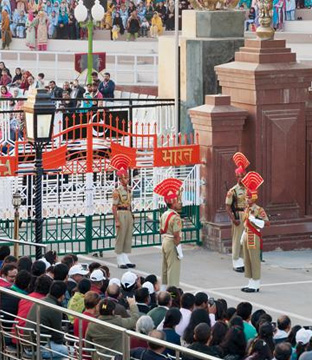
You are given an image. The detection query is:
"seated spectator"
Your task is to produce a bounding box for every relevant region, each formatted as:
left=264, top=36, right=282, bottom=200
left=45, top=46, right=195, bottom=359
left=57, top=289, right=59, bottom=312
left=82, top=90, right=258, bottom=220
left=225, top=307, right=236, bottom=325
left=144, top=274, right=160, bottom=308
left=106, top=283, right=129, bottom=318
left=19, top=70, right=32, bottom=92
left=182, top=309, right=211, bottom=347
left=16, top=10, right=27, bottom=38
left=53, top=263, right=69, bottom=281
left=112, top=12, right=125, bottom=40
left=245, top=7, right=256, bottom=31
left=183, top=323, right=223, bottom=360
left=11, top=67, right=22, bottom=86
left=0, top=263, right=18, bottom=287
left=175, top=293, right=195, bottom=337
left=236, top=302, right=257, bottom=342
left=140, top=17, right=150, bottom=37
left=155, top=2, right=166, bottom=22
left=67, top=278, right=91, bottom=323
left=194, top=292, right=208, bottom=310
left=28, top=260, right=47, bottom=293
left=90, top=269, right=106, bottom=296
left=148, top=291, right=172, bottom=328
left=209, top=320, right=228, bottom=347
left=0, top=245, right=10, bottom=268
left=70, top=79, right=85, bottom=106
left=295, top=328, right=312, bottom=360
left=12, top=274, right=53, bottom=340
left=0, top=69, right=12, bottom=86
left=150, top=11, right=163, bottom=38
left=162, top=308, right=182, bottom=356
left=44, top=250, right=58, bottom=266
left=274, top=342, right=293, bottom=360
left=1, top=85, right=12, bottom=98
left=135, top=287, right=151, bottom=315
left=86, top=297, right=139, bottom=357
left=127, top=10, right=140, bottom=41
left=131, top=315, right=155, bottom=349
left=166, top=286, right=182, bottom=308
left=246, top=339, right=272, bottom=360
left=120, top=271, right=139, bottom=307
left=61, top=254, right=76, bottom=269
left=73, top=291, right=100, bottom=338
left=219, top=324, right=247, bottom=360
left=255, top=322, right=275, bottom=356
left=3, top=255, right=18, bottom=265
left=35, top=72, right=45, bottom=89
left=26, top=281, right=69, bottom=359
left=130, top=329, right=169, bottom=360
left=274, top=315, right=292, bottom=344
left=17, top=256, right=33, bottom=273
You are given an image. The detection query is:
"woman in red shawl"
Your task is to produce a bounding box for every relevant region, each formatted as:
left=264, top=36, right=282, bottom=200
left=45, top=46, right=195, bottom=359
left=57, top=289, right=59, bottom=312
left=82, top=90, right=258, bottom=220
left=19, top=71, right=32, bottom=92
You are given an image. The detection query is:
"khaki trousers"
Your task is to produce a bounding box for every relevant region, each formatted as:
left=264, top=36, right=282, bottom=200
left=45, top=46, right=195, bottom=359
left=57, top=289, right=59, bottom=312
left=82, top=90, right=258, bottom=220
left=243, top=232, right=261, bottom=280
left=115, top=210, right=133, bottom=254
left=162, top=236, right=181, bottom=287
left=232, top=211, right=244, bottom=261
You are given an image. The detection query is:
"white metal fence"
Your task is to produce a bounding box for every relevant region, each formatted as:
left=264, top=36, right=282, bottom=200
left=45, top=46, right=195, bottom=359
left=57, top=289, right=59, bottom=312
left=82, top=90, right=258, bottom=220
left=0, top=50, right=158, bottom=86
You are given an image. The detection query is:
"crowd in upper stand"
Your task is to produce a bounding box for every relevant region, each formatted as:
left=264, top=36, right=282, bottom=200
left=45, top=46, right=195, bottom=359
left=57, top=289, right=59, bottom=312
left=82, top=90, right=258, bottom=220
left=1, top=0, right=310, bottom=50
left=0, top=245, right=312, bottom=360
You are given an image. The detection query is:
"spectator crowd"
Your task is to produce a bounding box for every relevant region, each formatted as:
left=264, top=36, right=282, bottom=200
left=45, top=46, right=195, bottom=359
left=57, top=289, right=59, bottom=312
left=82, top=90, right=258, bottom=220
left=0, top=61, right=116, bottom=142
left=1, top=0, right=192, bottom=49
left=0, top=245, right=312, bottom=360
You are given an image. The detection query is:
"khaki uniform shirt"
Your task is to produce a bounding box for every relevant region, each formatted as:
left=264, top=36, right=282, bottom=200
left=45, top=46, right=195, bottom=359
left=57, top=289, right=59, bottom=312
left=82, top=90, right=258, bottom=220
left=225, top=183, right=246, bottom=209
left=160, top=209, right=182, bottom=237
left=244, top=203, right=269, bottom=248
left=112, top=185, right=132, bottom=208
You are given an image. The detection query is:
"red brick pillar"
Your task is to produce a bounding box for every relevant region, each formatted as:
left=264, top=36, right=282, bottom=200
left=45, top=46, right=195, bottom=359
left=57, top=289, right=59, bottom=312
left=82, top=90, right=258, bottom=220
left=216, top=39, right=312, bottom=220
left=189, top=95, right=247, bottom=250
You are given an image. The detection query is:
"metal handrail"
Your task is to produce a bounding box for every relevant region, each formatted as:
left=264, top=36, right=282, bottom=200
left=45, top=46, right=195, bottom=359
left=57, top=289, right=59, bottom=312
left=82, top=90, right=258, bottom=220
left=0, top=237, right=47, bottom=248
left=0, top=286, right=221, bottom=360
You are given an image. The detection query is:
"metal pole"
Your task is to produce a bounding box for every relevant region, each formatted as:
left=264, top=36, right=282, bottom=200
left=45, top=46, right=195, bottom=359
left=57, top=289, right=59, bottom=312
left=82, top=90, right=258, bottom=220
left=174, top=0, right=179, bottom=136
left=35, top=144, right=43, bottom=260
left=87, top=20, right=93, bottom=84
left=13, top=206, right=20, bottom=258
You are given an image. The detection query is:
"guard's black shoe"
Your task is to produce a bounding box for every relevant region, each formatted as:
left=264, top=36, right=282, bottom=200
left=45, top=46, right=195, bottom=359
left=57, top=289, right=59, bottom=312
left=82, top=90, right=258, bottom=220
left=118, top=265, right=128, bottom=269
left=241, top=287, right=259, bottom=293
left=126, top=263, right=136, bottom=268
left=234, top=267, right=245, bottom=273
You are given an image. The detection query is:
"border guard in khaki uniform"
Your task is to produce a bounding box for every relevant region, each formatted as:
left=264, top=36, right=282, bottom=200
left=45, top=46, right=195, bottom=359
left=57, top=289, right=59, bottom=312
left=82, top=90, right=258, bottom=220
left=225, top=152, right=250, bottom=273
left=241, top=171, right=270, bottom=293
left=111, top=154, right=136, bottom=269
left=154, top=178, right=183, bottom=288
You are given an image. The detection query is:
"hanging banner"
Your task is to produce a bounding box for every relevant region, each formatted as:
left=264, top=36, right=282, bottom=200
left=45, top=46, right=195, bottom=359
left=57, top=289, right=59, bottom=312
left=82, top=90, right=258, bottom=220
left=154, top=145, right=200, bottom=167
left=0, top=156, right=17, bottom=176
left=75, top=52, right=106, bottom=73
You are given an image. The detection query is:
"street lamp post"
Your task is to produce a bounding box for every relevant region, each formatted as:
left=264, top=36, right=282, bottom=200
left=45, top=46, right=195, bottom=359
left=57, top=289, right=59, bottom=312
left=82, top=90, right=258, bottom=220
left=12, top=190, right=22, bottom=258
left=74, top=0, right=105, bottom=84
left=23, top=89, right=55, bottom=260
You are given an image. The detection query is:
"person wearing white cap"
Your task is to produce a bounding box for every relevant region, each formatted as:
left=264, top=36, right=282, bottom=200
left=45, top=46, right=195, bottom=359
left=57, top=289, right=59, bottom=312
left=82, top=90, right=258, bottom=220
left=296, top=328, right=312, bottom=360
left=119, top=271, right=138, bottom=308
left=90, top=269, right=106, bottom=296
left=67, top=264, right=89, bottom=297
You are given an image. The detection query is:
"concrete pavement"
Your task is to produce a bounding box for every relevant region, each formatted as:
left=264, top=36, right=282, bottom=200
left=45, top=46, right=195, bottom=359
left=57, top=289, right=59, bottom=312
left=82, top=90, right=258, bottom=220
left=78, top=245, right=312, bottom=326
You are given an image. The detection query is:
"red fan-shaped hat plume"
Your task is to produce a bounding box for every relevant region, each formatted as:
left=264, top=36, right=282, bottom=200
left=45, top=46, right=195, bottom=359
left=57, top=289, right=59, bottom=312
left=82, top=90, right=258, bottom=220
left=233, top=152, right=250, bottom=175
left=154, top=178, right=183, bottom=203
left=242, top=171, right=264, bottom=200
left=111, top=154, right=131, bottom=177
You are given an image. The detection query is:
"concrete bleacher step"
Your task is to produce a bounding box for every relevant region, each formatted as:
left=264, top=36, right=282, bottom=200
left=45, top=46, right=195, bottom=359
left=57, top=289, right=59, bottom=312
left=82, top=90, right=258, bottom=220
left=284, top=20, right=312, bottom=32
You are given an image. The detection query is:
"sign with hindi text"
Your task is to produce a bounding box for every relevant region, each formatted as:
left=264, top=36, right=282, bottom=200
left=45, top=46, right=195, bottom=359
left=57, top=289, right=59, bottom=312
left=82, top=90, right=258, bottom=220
left=154, top=145, right=200, bottom=167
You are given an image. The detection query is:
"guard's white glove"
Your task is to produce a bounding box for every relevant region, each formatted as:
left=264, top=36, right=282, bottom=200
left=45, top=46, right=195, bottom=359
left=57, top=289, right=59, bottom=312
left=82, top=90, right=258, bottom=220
left=240, top=230, right=245, bottom=245
left=176, top=244, right=183, bottom=260
left=249, top=215, right=265, bottom=229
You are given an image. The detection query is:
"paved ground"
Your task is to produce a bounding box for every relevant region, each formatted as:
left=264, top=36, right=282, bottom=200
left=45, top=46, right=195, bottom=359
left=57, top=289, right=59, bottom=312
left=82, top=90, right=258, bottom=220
left=79, top=245, right=312, bottom=325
